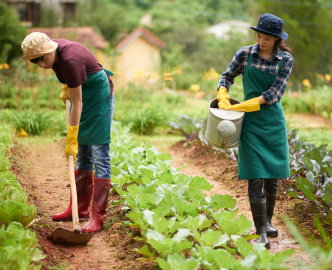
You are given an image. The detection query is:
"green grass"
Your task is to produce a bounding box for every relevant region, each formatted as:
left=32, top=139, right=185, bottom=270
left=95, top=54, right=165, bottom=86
left=134, top=134, right=183, bottom=152
left=297, top=129, right=332, bottom=148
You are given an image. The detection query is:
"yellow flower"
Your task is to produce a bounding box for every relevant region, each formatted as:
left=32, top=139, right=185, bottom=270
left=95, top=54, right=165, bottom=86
left=173, top=67, right=182, bottom=75
left=202, top=68, right=220, bottom=81
left=163, top=72, right=173, bottom=77
left=164, top=77, right=173, bottom=81
left=190, top=84, right=200, bottom=92
left=135, top=70, right=145, bottom=80
left=16, top=128, right=28, bottom=137
left=0, top=63, right=9, bottom=70
left=325, top=74, right=331, bottom=83
left=150, top=71, right=159, bottom=79
left=303, top=79, right=312, bottom=89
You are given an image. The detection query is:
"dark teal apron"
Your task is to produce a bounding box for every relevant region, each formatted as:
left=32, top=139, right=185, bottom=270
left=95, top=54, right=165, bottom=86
left=55, top=49, right=113, bottom=145
left=238, top=51, right=290, bottom=180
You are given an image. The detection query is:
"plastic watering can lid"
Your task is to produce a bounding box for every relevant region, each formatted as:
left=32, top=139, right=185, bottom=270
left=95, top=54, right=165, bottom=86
left=210, top=108, right=244, bottom=120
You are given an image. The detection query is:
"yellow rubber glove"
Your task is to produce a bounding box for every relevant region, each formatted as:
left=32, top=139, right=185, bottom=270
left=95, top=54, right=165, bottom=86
left=217, top=86, right=231, bottom=109
left=223, top=97, right=260, bottom=112
left=64, top=125, right=79, bottom=161
left=60, top=84, right=70, bottom=104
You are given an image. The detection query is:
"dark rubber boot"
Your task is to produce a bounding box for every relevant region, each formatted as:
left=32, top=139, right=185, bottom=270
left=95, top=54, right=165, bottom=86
left=52, top=170, right=93, bottom=221
left=249, top=197, right=270, bottom=249
left=82, top=178, right=111, bottom=233
left=264, top=190, right=278, bottom=237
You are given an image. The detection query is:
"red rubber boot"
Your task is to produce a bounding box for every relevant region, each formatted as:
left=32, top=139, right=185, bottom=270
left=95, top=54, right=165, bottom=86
left=82, top=178, right=111, bottom=233
left=52, top=170, right=93, bottom=221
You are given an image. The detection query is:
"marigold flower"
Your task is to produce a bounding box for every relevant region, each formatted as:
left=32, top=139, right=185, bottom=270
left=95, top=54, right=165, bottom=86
left=16, top=128, right=28, bottom=137
left=303, top=79, right=312, bottom=89
left=190, top=84, right=200, bottom=92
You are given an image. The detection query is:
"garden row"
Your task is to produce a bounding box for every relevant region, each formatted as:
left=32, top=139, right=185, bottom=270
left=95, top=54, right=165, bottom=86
left=0, top=125, right=44, bottom=269
left=109, top=122, right=294, bottom=269
left=170, top=116, right=332, bottom=226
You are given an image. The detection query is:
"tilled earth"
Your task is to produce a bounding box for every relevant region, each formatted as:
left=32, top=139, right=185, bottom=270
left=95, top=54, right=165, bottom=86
left=8, top=136, right=322, bottom=269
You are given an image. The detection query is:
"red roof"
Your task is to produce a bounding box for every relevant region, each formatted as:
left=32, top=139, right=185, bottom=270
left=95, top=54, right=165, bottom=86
left=28, top=27, right=108, bottom=49
left=116, top=26, right=165, bottom=52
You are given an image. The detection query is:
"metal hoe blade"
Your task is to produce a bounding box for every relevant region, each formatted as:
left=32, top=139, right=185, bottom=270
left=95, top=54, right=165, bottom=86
left=47, top=227, right=93, bottom=245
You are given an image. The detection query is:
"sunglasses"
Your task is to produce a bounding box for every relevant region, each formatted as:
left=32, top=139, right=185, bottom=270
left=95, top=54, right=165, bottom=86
left=29, top=55, right=45, bottom=64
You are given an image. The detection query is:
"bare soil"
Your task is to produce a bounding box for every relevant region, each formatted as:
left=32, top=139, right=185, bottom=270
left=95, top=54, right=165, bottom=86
left=9, top=139, right=155, bottom=270
left=8, top=135, right=326, bottom=269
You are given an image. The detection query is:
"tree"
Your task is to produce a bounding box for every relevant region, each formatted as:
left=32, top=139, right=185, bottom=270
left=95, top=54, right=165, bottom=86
left=0, top=2, right=27, bottom=63
left=257, top=0, right=332, bottom=84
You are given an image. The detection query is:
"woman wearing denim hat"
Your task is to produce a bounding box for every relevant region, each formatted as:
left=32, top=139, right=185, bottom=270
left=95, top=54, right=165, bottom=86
left=216, top=13, right=293, bottom=249
left=21, top=32, right=114, bottom=233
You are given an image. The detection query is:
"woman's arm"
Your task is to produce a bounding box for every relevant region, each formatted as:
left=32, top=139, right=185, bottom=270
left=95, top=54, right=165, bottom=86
left=68, top=85, right=82, bottom=126
left=217, top=46, right=248, bottom=91
left=261, top=55, right=294, bottom=106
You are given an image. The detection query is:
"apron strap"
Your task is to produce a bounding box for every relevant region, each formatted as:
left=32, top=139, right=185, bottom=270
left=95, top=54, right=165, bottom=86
left=247, top=50, right=253, bottom=70
left=278, top=51, right=284, bottom=73
left=103, top=68, right=113, bottom=77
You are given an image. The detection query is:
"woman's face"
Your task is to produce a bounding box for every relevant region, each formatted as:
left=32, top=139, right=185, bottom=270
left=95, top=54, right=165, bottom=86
left=256, top=32, right=278, bottom=51
left=34, top=51, right=56, bottom=69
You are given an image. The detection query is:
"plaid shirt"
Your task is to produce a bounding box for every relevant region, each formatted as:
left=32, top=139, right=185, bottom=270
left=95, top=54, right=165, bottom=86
left=217, top=43, right=294, bottom=106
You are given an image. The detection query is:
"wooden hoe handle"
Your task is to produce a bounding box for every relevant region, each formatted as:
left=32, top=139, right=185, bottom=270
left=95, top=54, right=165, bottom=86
left=66, top=99, right=81, bottom=233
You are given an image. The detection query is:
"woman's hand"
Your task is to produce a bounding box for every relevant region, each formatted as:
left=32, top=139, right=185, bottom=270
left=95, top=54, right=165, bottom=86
left=258, top=95, right=267, bottom=105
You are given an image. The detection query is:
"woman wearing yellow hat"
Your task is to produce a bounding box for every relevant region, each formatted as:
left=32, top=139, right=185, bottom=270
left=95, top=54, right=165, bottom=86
left=217, top=13, right=293, bottom=249
left=21, top=32, right=114, bottom=233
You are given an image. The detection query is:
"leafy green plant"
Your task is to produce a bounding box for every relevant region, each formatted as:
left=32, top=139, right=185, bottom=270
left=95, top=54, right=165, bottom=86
left=0, top=222, right=45, bottom=270
left=0, top=200, right=37, bottom=229
left=127, top=105, right=167, bottom=135
left=4, top=110, right=51, bottom=135
left=110, top=121, right=294, bottom=269
left=287, top=129, right=332, bottom=224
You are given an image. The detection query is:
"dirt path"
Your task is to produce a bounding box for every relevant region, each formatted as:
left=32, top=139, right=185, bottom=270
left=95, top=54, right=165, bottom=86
left=10, top=136, right=314, bottom=269
left=11, top=140, right=154, bottom=270
left=167, top=140, right=313, bottom=268
left=25, top=141, right=122, bottom=269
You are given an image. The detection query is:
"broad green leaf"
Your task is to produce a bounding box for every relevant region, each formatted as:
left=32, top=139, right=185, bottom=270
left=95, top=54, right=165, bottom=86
left=155, top=257, right=171, bottom=270
left=240, top=252, right=257, bottom=268
left=189, top=176, right=214, bottom=191
left=172, top=228, right=192, bottom=242
left=212, top=249, right=237, bottom=269
left=211, top=194, right=236, bottom=210
left=137, top=245, right=154, bottom=259
left=167, top=253, right=200, bottom=270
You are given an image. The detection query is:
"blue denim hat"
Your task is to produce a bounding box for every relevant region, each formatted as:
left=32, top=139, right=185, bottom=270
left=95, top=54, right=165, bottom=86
left=250, top=13, right=288, bottom=40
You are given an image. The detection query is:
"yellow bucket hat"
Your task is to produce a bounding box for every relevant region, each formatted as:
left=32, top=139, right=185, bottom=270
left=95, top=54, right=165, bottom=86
left=21, top=32, right=58, bottom=60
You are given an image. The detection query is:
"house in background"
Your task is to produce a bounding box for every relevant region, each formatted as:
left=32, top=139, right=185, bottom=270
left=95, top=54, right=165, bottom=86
left=115, top=26, right=165, bottom=88
left=205, top=20, right=251, bottom=40
left=4, top=0, right=80, bottom=26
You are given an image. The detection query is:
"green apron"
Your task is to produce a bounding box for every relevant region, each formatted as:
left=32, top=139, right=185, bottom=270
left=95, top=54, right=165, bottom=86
left=55, top=49, right=113, bottom=145
left=238, top=51, right=290, bottom=180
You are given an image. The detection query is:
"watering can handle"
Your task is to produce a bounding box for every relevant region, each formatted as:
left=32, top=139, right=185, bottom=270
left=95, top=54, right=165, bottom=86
left=66, top=99, right=81, bottom=233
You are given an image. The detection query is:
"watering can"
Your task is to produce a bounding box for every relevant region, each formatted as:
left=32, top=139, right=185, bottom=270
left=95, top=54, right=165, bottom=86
left=205, top=98, right=244, bottom=148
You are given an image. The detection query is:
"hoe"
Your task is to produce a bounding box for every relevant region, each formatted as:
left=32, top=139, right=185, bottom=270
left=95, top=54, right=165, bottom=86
left=47, top=99, right=93, bottom=245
